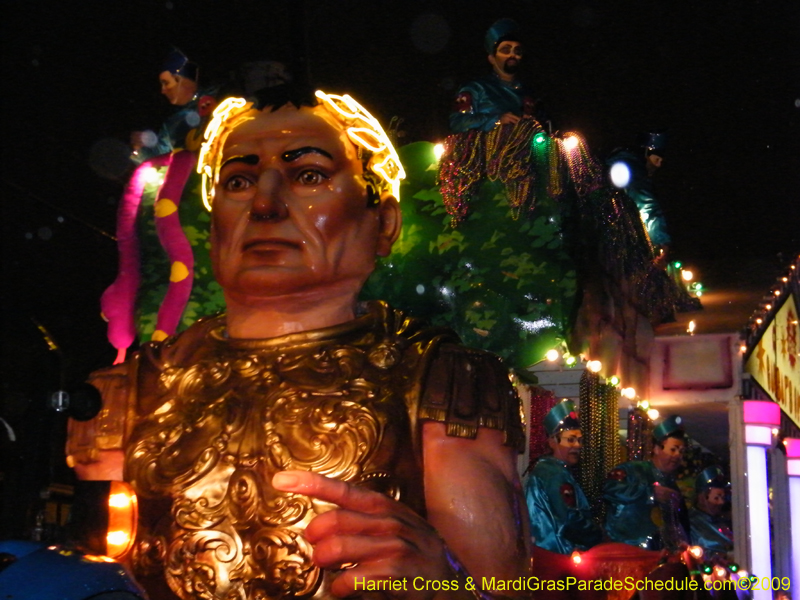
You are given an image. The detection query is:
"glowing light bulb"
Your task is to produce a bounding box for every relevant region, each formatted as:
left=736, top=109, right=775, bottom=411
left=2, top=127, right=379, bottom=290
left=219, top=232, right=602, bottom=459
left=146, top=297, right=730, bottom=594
left=609, top=161, right=631, bottom=188
left=639, top=400, right=650, bottom=410
left=587, top=360, right=602, bottom=373
left=647, top=408, right=660, bottom=420
left=143, top=167, right=162, bottom=186
left=715, top=566, right=727, bottom=578
left=756, top=318, right=763, bottom=324
left=681, top=269, right=694, bottom=282
left=108, top=493, right=131, bottom=508
left=107, top=531, right=130, bottom=546
left=545, top=349, right=560, bottom=362
left=689, top=546, right=704, bottom=559
left=565, top=356, right=577, bottom=366
left=571, top=550, right=582, bottom=565
left=621, top=387, right=636, bottom=399
left=563, top=135, right=579, bottom=151
left=433, top=143, right=445, bottom=161
left=765, top=304, right=772, bottom=310
left=533, top=132, right=547, bottom=145
left=739, top=344, right=747, bottom=353
left=772, top=428, right=779, bottom=435
left=687, top=320, right=696, bottom=334
left=774, top=290, right=781, bottom=296
left=609, top=376, right=620, bottom=386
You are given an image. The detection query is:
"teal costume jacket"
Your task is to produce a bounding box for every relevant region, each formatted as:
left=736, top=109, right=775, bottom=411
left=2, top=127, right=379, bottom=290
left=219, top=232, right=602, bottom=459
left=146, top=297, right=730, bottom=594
left=689, top=508, right=733, bottom=557
left=603, top=460, right=689, bottom=550
left=525, top=456, right=603, bottom=554
left=449, top=74, right=536, bottom=133
left=605, top=148, right=671, bottom=247
left=133, top=87, right=218, bottom=163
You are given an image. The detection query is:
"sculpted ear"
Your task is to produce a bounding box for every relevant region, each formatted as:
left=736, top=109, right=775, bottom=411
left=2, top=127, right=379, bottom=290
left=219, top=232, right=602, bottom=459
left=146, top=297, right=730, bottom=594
left=376, top=195, right=401, bottom=257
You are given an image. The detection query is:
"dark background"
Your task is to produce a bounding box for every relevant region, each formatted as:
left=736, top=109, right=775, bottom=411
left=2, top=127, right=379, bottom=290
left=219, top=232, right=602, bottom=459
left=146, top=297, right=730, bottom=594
left=1, top=0, right=798, bottom=539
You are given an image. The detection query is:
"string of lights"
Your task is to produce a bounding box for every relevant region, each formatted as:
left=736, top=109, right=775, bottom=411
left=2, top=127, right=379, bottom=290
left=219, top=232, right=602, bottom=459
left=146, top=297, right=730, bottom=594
left=742, top=255, right=800, bottom=357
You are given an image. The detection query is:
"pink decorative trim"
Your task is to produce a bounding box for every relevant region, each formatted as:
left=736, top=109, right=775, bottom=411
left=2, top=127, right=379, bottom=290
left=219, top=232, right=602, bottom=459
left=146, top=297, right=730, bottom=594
left=101, top=155, right=170, bottom=352
left=153, top=150, right=196, bottom=337
left=742, top=400, right=782, bottom=426
left=785, top=437, right=800, bottom=459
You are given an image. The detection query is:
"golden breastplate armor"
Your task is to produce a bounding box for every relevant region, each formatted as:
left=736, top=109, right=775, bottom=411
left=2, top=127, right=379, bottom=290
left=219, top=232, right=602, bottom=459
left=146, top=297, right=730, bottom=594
left=125, top=305, right=435, bottom=600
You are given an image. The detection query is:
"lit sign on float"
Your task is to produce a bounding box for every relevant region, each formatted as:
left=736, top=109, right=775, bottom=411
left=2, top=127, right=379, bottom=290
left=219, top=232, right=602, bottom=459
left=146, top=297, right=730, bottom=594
left=745, top=293, right=800, bottom=428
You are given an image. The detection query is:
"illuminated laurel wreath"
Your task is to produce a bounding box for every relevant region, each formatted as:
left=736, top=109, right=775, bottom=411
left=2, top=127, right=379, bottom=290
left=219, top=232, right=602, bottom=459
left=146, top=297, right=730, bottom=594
left=197, top=90, right=405, bottom=211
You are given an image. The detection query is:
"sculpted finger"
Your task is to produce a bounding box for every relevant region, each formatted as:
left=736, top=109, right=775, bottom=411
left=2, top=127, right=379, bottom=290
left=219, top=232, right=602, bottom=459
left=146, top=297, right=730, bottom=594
left=272, top=470, right=399, bottom=514
left=305, top=508, right=405, bottom=543
left=312, top=534, right=412, bottom=569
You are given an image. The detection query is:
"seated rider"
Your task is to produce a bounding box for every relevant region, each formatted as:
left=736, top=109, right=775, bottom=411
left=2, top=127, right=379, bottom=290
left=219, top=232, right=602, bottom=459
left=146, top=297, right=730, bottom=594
left=449, top=18, right=543, bottom=133
left=603, top=415, right=691, bottom=550
left=690, top=466, right=733, bottom=559
left=525, top=400, right=603, bottom=554
left=130, top=47, right=217, bottom=162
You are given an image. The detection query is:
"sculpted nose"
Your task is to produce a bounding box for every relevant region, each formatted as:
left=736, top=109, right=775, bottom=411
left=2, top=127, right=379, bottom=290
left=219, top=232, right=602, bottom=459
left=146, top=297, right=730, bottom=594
left=250, top=169, right=287, bottom=222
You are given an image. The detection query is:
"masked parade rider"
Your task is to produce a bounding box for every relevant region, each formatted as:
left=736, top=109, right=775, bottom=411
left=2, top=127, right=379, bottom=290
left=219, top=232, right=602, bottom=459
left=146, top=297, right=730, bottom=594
left=525, top=400, right=603, bottom=555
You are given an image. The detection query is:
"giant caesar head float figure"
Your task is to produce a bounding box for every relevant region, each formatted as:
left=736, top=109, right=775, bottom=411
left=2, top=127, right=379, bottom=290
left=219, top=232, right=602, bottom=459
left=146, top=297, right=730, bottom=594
left=67, top=86, right=530, bottom=600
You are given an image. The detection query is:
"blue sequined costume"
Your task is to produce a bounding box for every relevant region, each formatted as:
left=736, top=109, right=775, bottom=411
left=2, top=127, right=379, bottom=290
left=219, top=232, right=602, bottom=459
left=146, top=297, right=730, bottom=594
left=603, top=460, right=689, bottom=550
left=689, top=507, right=733, bottom=558
left=133, top=88, right=217, bottom=163
left=525, top=456, right=603, bottom=554
left=449, top=75, right=536, bottom=133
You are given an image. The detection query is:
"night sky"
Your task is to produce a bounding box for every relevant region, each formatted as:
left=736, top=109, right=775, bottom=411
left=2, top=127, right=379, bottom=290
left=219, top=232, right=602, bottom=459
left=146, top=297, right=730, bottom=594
left=1, top=1, right=798, bottom=526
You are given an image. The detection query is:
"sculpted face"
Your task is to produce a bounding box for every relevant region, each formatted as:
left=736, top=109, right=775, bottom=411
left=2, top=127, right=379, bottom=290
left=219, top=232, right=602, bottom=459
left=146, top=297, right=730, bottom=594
left=159, top=70, right=196, bottom=106
left=652, top=436, right=685, bottom=475
left=549, top=428, right=582, bottom=466
left=489, top=41, right=523, bottom=79
left=211, top=104, right=398, bottom=303
left=646, top=153, right=663, bottom=175
left=698, top=487, right=726, bottom=517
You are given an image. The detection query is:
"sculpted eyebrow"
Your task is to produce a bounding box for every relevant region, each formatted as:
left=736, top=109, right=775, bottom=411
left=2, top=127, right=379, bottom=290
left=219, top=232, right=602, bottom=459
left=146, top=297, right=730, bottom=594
left=221, top=154, right=259, bottom=169
left=281, top=147, right=333, bottom=162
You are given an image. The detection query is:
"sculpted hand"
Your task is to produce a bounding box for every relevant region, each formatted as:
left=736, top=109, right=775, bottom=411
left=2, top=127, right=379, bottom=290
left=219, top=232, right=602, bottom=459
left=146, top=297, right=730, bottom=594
left=653, top=483, right=680, bottom=505
left=130, top=131, right=145, bottom=151
left=272, top=470, right=469, bottom=600
left=498, top=113, right=521, bottom=125
left=654, top=245, right=670, bottom=268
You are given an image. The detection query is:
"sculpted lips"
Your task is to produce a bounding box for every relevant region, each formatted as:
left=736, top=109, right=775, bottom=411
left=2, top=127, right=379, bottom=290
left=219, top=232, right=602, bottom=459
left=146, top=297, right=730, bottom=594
left=243, top=238, right=301, bottom=252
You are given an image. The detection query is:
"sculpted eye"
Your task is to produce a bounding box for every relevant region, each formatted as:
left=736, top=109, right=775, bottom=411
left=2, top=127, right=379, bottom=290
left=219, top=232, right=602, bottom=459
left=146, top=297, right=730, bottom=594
left=297, top=169, right=328, bottom=186
left=224, top=175, right=254, bottom=192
